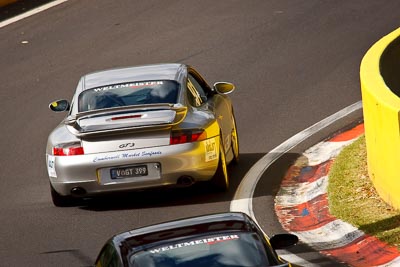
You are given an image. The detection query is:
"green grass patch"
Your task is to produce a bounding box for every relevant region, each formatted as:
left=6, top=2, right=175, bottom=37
left=328, top=135, right=400, bottom=249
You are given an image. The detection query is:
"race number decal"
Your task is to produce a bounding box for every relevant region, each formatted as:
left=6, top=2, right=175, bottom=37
left=47, top=155, right=57, bottom=177
left=204, top=139, right=217, bottom=162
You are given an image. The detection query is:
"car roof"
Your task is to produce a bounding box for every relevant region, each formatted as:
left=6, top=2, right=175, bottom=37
left=112, top=212, right=255, bottom=249
left=82, top=63, right=187, bottom=90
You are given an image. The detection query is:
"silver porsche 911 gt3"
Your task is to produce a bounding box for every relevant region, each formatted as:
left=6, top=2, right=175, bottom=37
left=46, top=63, right=239, bottom=206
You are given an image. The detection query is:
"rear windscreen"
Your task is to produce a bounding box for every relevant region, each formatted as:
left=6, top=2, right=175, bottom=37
left=78, top=80, right=179, bottom=112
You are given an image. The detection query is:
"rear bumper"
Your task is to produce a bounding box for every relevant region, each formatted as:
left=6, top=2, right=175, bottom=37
left=46, top=137, right=219, bottom=196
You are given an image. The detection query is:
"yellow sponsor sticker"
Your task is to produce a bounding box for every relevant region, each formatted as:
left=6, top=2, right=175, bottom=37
left=204, top=138, right=217, bottom=162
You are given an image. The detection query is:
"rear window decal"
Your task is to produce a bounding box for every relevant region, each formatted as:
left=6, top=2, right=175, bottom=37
left=149, top=234, right=239, bottom=254
left=93, top=81, right=164, bottom=92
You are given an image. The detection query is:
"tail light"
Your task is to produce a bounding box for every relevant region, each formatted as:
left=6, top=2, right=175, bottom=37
left=170, top=129, right=207, bottom=145
left=53, top=143, right=84, bottom=156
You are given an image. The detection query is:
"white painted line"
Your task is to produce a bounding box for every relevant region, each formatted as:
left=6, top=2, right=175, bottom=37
left=230, top=101, right=362, bottom=265
left=293, top=219, right=365, bottom=251
left=275, top=250, right=320, bottom=267
left=0, top=0, right=69, bottom=29
left=275, top=175, right=329, bottom=206
left=303, top=140, right=355, bottom=166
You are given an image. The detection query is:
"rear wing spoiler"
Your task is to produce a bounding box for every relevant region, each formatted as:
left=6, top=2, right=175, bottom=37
left=64, top=104, right=187, bottom=137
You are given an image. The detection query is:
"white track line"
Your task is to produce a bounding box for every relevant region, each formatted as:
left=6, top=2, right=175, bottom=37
left=0, top=0, right=69, bottom=29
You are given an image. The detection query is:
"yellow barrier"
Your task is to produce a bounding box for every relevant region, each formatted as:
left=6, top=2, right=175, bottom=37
left=360, top=27, right=400, bottom=210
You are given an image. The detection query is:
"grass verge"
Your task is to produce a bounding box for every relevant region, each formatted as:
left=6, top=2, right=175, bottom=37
left=328, top=135, right=400, bottom=249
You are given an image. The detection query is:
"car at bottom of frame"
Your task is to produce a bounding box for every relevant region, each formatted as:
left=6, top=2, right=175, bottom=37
left=46, top=63, right=239, bottom=206
left=95, top=212, right=301, bottom=267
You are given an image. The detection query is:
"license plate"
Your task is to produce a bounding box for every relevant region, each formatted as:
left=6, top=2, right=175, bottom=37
left=110, top=165, right=148, bottom=179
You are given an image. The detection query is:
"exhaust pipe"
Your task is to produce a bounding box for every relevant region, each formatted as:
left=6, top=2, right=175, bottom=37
left=177, top=176, right=195, bottom=187
left=70, top=187, right=86, bottom=196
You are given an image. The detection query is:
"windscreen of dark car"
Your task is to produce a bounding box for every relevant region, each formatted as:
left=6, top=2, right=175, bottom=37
left=129, top=231, right=279, bottom=267
left=78, top=80, right=179, bottom=112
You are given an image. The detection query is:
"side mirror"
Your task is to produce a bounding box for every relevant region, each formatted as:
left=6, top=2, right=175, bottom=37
left=269, top=234, right=299, bottom=250
left=213, top=82, right=235, bottom=95
left=49, top=99, right=70, bottom=112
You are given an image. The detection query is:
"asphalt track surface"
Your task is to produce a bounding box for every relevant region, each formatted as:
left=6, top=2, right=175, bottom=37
left=1, top=1, right=399, bottom=266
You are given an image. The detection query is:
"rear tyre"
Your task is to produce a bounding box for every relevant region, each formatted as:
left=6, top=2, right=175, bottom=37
left=211, top=140, right=229, bottom=191
left=50, top=184, right=75, bottom=207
